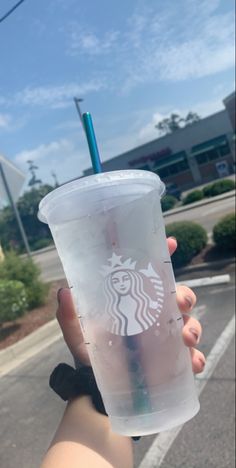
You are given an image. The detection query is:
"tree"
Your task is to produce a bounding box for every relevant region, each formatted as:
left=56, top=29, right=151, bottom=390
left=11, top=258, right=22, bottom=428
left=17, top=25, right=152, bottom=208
left=0, top=184, right=54, bottom=252
left=27, top=160, right=42, bottom=187
left=184, top=112, right=201, bottom=126
left=155, top=112, right=201, bottom=135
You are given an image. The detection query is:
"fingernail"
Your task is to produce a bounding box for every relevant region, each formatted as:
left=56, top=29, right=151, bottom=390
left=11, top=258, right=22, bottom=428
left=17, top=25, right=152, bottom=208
left=57, top=288, right=64, bottom=304
left=169, top=236, right=177, bottom=242
left=185, top=295, right=193, bottom=310
left=189, top=327, right=200, bottom=343
left=199, top=357, right=206, bottom=368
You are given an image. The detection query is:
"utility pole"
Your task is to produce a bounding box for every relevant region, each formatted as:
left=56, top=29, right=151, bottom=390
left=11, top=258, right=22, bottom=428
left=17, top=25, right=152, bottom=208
left=0, top=162, right=31, bottom=256
left=73, top=97, right=85, bottom=131
left=51, top=171, right=59, bottom=187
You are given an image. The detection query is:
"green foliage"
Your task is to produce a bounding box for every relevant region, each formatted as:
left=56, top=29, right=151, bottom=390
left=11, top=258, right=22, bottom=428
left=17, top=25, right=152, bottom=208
left=161, top=195, right=177, bottom=212
left=155, top=111, right=201, bottom=135
left=165, top=221, right=207, bottom=268
left=203, top=179, right=235, bottom=197
left=182, top=190, right=204, bottom=205
left=202, top=184, right=213, bottom=197
left=0, top=184, right=54, bottom=253
left=0, top=252, right=48, bottom=309
left=0, top=280, right=27, bottom=323
left=213, top=213, right=236, bottom=251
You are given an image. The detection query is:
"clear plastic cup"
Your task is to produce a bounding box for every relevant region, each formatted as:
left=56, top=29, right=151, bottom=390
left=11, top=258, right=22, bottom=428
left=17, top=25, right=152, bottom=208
left=38, top=170, right=199, bottom=436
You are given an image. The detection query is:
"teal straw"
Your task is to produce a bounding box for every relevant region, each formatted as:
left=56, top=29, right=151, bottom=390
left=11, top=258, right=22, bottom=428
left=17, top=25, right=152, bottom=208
left=82, top=112, right=102, bottom=174
left=82, top=111, right=151, bottom=418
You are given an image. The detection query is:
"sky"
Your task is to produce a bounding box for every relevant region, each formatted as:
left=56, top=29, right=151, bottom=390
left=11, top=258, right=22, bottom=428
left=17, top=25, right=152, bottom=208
left=0, top=0, right=235, bottom=188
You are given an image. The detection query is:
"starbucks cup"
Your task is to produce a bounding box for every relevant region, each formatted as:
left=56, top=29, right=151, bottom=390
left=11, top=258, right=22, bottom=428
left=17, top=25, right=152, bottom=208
left=38, top=170, right=199, bottom=436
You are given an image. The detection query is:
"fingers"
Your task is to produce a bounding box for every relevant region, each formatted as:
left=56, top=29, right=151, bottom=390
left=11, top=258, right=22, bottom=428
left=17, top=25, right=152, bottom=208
left=190, top=348, right=206, bottom=373
left=182, top=315, right=202, bottom=347
left=176, top=284, right=197, bottom=313
left=56, top=288, right=90, bottom=365
left=176, top=283, right=205, bottom=373
left=167, top=237, right=177, bottom=256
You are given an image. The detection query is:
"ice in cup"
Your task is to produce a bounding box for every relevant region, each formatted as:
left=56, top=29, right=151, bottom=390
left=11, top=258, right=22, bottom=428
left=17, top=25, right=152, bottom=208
left=38, top=170, right=200, bottom=436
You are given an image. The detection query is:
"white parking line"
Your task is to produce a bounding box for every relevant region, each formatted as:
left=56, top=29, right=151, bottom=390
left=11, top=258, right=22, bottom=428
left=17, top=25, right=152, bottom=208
left=192, top=304, right=207, bottom=320
left=138, top=314, right=235, bottom=468
left=208, top=285, right=235, bottom=295
left=177, top=274, right=230, bottom=288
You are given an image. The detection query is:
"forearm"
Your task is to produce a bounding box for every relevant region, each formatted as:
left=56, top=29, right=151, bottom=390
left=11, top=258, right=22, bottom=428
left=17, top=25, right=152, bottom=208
left=41, top=396, right=133, bottom=468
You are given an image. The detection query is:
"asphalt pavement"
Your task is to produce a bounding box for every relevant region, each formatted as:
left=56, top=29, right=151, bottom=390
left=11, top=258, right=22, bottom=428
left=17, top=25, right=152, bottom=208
left=0, top=275, right=235, bottom=468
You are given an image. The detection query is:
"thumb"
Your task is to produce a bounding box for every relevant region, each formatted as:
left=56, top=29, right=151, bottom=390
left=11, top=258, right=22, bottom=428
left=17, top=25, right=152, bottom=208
left=56, top=288, right=90, bottom=365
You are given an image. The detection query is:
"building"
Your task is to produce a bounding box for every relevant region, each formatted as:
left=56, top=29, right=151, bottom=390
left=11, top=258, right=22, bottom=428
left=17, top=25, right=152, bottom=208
left=83, top=92, right=235, bottom=190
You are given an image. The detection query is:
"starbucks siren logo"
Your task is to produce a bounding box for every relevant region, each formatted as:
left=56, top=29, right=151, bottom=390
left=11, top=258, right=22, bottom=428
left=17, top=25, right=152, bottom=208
left=100, top=253, right=164, bottom=336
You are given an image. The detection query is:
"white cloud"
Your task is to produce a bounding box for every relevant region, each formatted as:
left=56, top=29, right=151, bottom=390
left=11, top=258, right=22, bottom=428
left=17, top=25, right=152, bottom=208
left=122, top=5, right=235, bottom=91
left=14, top=138, right=90, bottom=185
left=68, top=27, right=120, bottom=56
left=15, top=139, right=74, bottom=164
left=6, top=80, right=105, bottom=109
left=137, top=96, right=225, bottom=144
left=66, top=1, right=234, bottom=92
left=0, top=113, right=11, bottom=129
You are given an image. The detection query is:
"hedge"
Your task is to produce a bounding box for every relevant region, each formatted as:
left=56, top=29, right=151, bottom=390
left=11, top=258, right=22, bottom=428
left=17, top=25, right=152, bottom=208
left=182, top=190, right=204, bottom=205
left=203, top=179, right=235, bottom=197
left=0, top=252, right=48, bottom=310
left=161, top=195, right=177, bottom=212
left=165, top=221, right=208, bottom=268
left=0, top=280, right=27, bottom=323
left=213, top=213, right=236, bottom=251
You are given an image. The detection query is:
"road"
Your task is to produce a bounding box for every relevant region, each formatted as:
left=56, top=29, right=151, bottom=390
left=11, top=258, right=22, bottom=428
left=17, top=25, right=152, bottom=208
left=33, top=195, right=235, bottom=283
left=0, top=278, right=235, bottom=468
left=164, top=195, right=235, bottom=233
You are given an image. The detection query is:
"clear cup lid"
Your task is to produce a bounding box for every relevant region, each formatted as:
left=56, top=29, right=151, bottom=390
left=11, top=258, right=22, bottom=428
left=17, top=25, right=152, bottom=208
left=38, top=170, right=165, bottom=224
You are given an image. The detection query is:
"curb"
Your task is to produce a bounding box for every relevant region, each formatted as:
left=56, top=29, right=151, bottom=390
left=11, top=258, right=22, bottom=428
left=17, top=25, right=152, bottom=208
left=174, top=257, right=235, bottom=276
left=0, top=319, right=61, bottom=377
left=0, top=258, right=234, bottom=377
left=163, top=190, right=235, bottom=217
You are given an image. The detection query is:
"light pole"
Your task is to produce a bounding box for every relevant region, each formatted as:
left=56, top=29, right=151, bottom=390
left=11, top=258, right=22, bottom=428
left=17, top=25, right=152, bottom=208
left=73, top=97, right=85, bottom=131
left=0, top=162, right=31, bottom=256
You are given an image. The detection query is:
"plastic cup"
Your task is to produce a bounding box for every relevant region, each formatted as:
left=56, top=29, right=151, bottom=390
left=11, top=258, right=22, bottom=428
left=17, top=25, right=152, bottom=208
left=38, top=170, right=199, bottom=436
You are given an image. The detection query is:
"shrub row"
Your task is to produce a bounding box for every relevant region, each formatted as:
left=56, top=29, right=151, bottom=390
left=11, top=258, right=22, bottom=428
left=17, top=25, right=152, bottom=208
left=182, top=179, right=235, bottom=205
left=161, top=195, right=178, bottom=212
left=160, top=180, right=235, bottom=212
left=165, top=213, right=235, bottom=268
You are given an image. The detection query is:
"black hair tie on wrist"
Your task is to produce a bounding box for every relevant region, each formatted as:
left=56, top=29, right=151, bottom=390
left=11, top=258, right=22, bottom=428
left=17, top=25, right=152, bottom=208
left=49, top=363, right=106, bottom=414
left=49, top=363, right=141, bottom=441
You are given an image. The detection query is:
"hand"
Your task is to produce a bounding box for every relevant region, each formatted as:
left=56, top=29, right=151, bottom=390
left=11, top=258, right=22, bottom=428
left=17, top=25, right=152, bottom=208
left=56, top=237, right=205, bottom=373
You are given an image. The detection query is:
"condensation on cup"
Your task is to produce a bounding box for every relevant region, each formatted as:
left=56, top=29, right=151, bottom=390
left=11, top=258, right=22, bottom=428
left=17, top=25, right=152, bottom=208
left=38, top=170, right=200, bottom=436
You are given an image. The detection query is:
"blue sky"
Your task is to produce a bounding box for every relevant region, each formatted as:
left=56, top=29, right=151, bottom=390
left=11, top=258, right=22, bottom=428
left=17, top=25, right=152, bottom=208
left=0, top=0, right=235, bottom=187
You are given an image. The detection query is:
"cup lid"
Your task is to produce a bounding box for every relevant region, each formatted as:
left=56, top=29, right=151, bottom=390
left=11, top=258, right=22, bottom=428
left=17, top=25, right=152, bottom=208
left=38, top=170, right=165, bottom=223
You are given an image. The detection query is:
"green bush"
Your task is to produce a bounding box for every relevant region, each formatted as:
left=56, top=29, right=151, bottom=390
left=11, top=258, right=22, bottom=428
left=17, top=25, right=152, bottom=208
left=203, top=179, right=235, bottom=197
left=0, top=280, right=27, bottom=323
left=161, top=195, right=177, bottom=212
left=202, top=184, right=213, bottom=197
left=182, top=190, right=204, bottom=205
left=0, top=252, right=48, bottom=309
left=213, top=213, right=236, bottom=251
left=166, top=221, right=208, bottom=268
